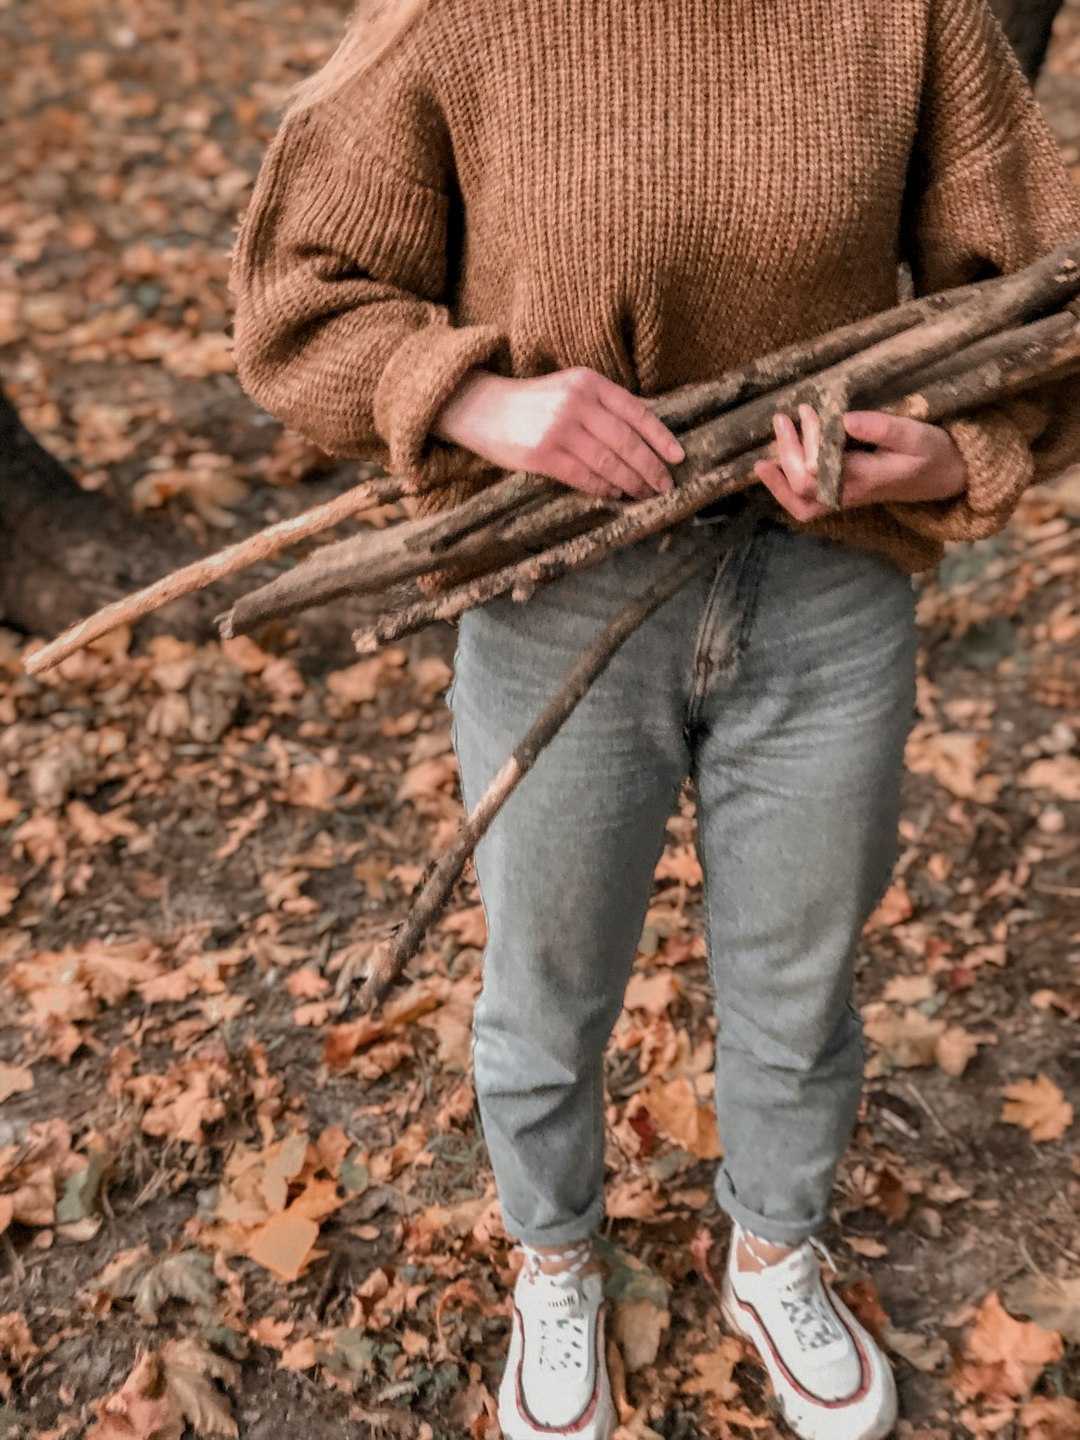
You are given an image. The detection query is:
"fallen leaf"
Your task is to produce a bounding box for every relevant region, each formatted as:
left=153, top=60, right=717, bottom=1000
left=1001, top=1274, right=1080, bottom=1344
left=245, top=1210, right=321, bottom=1284
left=1020, top=1394, right=1080, bottom=1439
left=863, top=1006, right=947, bottom=1070
left=935, top=1026, right=990, bottom=1078
left=953, top=1291, right=1063, bottom=1401
left=635, top=1077, right=722, bottom=1160
left=905, top=729, right=1001, bottom=803
left=1000, top=1074, right=1073, bottom=1143
left=0, top=1063, right=34, bottom=1104
left=1017, top=756, right=1080, bottom=802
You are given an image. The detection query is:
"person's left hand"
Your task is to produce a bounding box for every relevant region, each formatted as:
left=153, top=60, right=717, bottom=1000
left=753, top=405, right=968, bottom=521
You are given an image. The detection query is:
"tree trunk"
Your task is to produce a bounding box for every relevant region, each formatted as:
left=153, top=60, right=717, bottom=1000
left=0, top=385, right=206, bottom=639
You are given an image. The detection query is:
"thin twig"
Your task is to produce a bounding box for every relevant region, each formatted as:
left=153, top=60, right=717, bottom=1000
left=352, top=520, right=750, bottom=1013
left=24, top=472, right=405, bottom=675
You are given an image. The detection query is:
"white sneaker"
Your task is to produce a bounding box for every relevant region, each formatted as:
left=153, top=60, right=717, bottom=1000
left=719, top=1221, right=898, bottom=1440
left=498, top=1239, right=617, bottom=1440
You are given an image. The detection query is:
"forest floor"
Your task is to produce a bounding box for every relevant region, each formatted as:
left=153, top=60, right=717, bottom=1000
left=1, top=2, right=1079, bottom=1438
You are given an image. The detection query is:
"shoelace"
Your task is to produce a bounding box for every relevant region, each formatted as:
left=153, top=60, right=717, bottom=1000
left=518, top=1239, right=596, bottom=1372
left=740, top=1228, right=847, bottom=1353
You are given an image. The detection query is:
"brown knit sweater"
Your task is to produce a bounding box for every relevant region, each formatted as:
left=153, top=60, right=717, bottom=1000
left=229, top=0, right=1080, bottom=581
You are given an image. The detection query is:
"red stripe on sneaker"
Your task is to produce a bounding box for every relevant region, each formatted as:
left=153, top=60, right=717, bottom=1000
left=729, top=1286, right=873, bottom=1407
left=512, top=1305, right=604, bottom=1435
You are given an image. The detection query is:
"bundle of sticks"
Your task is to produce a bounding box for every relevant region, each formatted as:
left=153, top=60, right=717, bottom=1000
left=25, top=239, right=1080, bottom=1012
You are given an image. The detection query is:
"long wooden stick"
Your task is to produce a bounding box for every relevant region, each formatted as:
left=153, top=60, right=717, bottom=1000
left=223, top=308, right=1080, bottom=638
left=23, top=473, right=406, bottom=675
left=352, top=522, right=743, bottom=1013
left=648, top=270, right=1016, bottom=430
left=221, top=480, right=610, bottom=637
left=352, top=323, right=1080, bottom=1011
left=351, top=307, right=1080, bottom=653
left=677, top=238, right=1080, bottom=483
left=24, top=244, right=1080, bottom=673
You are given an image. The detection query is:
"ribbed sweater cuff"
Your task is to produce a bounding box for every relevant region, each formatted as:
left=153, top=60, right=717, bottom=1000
left=883, top=402, right=1038, bottom=544
left=373, top=322, right=510, bottom=487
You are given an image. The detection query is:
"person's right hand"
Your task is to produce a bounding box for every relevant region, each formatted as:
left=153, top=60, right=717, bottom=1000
left=432, top=366, right=685, bottom=500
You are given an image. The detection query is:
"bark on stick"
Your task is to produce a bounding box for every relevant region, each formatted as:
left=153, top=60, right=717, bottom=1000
left=353, top=526, right=738, bottom=1012
left=25, top=473, right=405, bottom=675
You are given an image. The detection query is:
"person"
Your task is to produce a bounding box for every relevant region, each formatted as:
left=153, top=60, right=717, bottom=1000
left=228, top=1, right=1080, bottom=1436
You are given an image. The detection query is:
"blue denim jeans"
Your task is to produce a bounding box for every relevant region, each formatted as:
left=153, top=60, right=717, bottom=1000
left=446, top=513, right=918, bottom=1248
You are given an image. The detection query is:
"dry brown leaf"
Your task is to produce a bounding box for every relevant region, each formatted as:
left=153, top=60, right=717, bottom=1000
left=0, top=1311, right=40, bottom=1370
left=1002, top=1274, right=1080, bottom=1345
left=248, top=1317, right=294, bottom=1350
left=653, top=844, right=702, bottom=887
left=0, top=1062, right=34, bottom=1104
left=279, top=1337, right=319, bottom=1371
left=1017, top=755, right=1080, bottom=802
left=882, top=974, right=936, bottom=1004
left=845, top=1236, right=889, bottom=1258
left=880, top=1323, right=949, bottom=1373
left=863, top=1005, right=947, bottom=1070
left=326, top=651, right=406, bottom=704
left=935, top=1026, right=990, bottom=1078
left=86, top=1340, right=239, bottom=1440
left=1000, top=1074, right=1074, bottom=1142
left=623, top=969, right=684, bottom=1015
left=612, top=1297, right=670, bottom=1373
left=905, top=729, right=1002, bottom=803
left=635, top=1077, right=722, bottom=1160
left=1019, top=1394, right=1080, bottom=1439
left=867, top=881, right=915, bottom=929
left=159, top=1339, right=239, bottom=1438
left=681, top=1338, right=745, bottom=1409
left=244, top=1210, right=322, bottom=1284
left=440, top=904, right=488, bottom=949
left=953, top=1291, right=1064, bottom=1402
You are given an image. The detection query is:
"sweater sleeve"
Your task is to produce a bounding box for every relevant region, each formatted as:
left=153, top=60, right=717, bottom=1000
left=886, top=0, right=1080, bottom=545
left=228, top=55, right=510, bottom=490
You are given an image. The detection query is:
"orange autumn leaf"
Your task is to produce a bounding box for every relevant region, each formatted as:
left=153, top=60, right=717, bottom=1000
left=439, top=904, right=488, bottom=949
left=862, top=1005, right=946, bottom=1070
left=245, top=1210, right=322, bottom=1284
left=1000, top=1074, right=1074, bottom=1142
left=0, top=1311, right=40, bottom=1369
left=280, top=764, right=347, bottom=810
left=905, top=729, right=1002, bottom=803
left=322, top=980, right=446, bottom=1067
left=953, top=1291, right=1064, bottom=1402
left=636, top=1077, right=722, bottom=1160
left=248, top=1317, right=294, bottom=1351
left=1020, top=1394, right=1080, bottom=1439
left=284, top=968, right=329, bottom=999
left=0, top=1062, right=34, bottom=1103
left=279, top=1337, right=319, bottom=1371
left=325, top=650, right=406, bottom=704
left=624, top=969, right=684, bottom=1015
left=682, top=1337, right=745, bottom=1405
left=653, top=844, right=702, bottom=887
left=935, top=1025, right=992, bottom=1078
left=866, top=880, right=914, bottom=929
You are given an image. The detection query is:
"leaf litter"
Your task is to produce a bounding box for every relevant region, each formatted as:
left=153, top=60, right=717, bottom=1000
left=2, top=0, right=1080, bottom=1436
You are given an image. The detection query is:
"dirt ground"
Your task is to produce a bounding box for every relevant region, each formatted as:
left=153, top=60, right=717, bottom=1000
left=1, top=2, right=1079, bottom=1438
